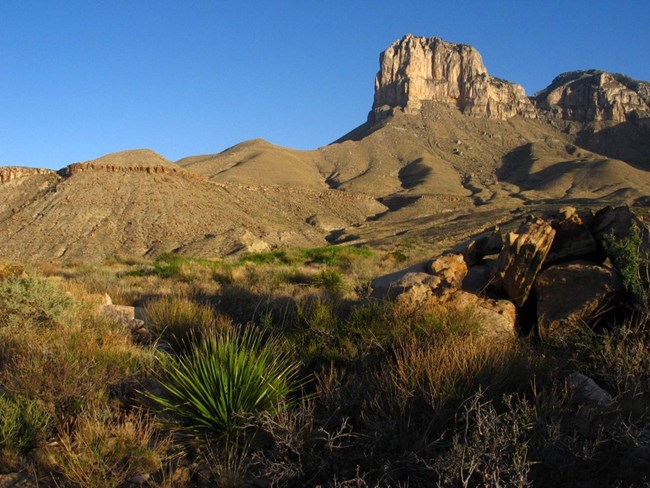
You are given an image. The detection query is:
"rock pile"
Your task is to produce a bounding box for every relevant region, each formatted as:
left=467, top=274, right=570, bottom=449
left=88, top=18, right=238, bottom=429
left=372, top=205, right=648, bottom=340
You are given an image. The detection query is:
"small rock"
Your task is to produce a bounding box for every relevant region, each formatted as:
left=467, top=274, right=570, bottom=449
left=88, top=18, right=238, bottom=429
left=129, top=473, right=150, bottom=485
left=371, top=261, right=430, bottom=299
left=568, top=372, right=612, bottom=406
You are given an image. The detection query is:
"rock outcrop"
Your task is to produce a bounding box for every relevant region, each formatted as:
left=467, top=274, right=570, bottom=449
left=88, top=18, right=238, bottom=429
left=496, top=218, right=556, bottom=307
left=0, top=166, right=56, bottom=183
left=371, top=35, right=536, bottom=121
left=58, top=161, right=188, bottom=177
left=534, top=70, right=650, bottom=123
left=372, top=205, right=642, bottom=341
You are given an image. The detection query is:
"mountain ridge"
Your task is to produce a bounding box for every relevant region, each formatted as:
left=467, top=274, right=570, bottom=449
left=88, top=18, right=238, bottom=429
left=1, top=34, right=648, bottom=262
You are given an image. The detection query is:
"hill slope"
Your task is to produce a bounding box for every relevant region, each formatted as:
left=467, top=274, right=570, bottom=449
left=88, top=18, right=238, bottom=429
left=1, top=35, right=649, bottom=262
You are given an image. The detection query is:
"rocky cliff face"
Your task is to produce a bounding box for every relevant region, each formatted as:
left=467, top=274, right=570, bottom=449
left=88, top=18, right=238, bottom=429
left=0, top=167, right=56, bottom=184
left=534, top=70, right=650, bottom=123
left=58, top=162, right=188, bottom=177
left=371, top=35, right=536, bottom=122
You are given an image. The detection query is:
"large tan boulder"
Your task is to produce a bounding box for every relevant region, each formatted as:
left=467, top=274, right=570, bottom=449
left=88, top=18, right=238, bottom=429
left=370, top=261, right=431, bottom=299
left=445, top=290, right=517, bottom=338
left=426, top=253, right=468, bottom=293
left=371, top=254, right=468, bottom=303
left=496, top=217, right=556, bottom=306
left=535, top=261, right=623, bottom=341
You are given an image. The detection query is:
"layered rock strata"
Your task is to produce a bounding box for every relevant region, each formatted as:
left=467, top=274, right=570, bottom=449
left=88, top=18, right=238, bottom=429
left=371, top=34, right=536, bottom=121
left=0, top=167, right=56, bottom=184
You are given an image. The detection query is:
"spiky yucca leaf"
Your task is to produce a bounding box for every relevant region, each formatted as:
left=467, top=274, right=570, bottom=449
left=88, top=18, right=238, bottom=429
left=148, top=327, right=302, bottom=436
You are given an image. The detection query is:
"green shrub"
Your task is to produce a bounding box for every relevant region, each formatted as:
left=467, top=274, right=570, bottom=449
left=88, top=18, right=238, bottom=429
left=152, top=253, right=213, bottom=278
left=301, top=245, right=373, bottom=268
left=603, top=224, right=647, bottom=308
left=238, top=250, right=291, bottom=265
left=312, top=269, right=345, bottom=294
left=0, top=275, right=76, bottom=328
left=0, top=394, right=51, bottom=452
left=145, top=296, right=223, bottom=351
left=147, top=327, right=304, bottom=438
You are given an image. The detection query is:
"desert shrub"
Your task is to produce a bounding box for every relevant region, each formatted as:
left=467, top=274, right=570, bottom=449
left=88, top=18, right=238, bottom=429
left=568, top=322, right=650, bottom=402
left=0, top=275, right=76, bottom=328
left=312, top=269, right=345, bottom=294
left=435, top=390, right=535, bottom=488
left=0, top=316, right=153, bottom=424
left=0, top=394, right=51, bottom=452
left=147, top=326, right=304, bottom=438
left=145, top=296, right=222, bottom=350
left=0, top=263, right=26, bottom=279
left=603, top=224, right=648, bottom=309
left=53, top=409, right=168, bottom=488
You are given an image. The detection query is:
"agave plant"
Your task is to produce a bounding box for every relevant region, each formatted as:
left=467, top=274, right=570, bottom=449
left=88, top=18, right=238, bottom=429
left=148, top=326, right=303, bottom=437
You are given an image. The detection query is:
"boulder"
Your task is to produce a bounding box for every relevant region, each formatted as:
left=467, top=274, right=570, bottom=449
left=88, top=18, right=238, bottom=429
left=372, top=254, right=468, bottom=303
left=545, top=207, right=600, bottom=265
left=371, top=260, right=431, bottom=299
left=426, top=253, right=468, bottom=293
left=461, top=263, right=494, bottom=293
left=448, top=227, right=503, bottom=266
left=567, top=372, right=612, bottom=406
left=590, top=205, right=647, bottom=246
left=389, top=272, right=439, bottom=307
left=496, top=217, right=556, bottom=306
left=535, top=261, right=623, bottom=341
left=445, top=290, right=517, bottom=338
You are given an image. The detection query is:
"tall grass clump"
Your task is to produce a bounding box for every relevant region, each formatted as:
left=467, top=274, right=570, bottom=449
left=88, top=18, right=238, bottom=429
left=148, top=327, right=304, bottom=438
left=145, top=296, right=221, bottom=350
left=53, top=409, right=168, bottom=488
left=0, top=394, right=51, bottom=453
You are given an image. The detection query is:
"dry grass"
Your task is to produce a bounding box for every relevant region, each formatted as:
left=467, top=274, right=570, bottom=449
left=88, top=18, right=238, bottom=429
left=0, top=244, right=648, bottom=486
left=50, top=409, right=169, bottom=488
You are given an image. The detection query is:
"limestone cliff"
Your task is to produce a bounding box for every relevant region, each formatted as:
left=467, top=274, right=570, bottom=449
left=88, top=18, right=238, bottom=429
left=0, top=167, right=56, bottom=184
left=371, top=35, right=536, bottom=122
left=534, top=70, right=650, bottom=123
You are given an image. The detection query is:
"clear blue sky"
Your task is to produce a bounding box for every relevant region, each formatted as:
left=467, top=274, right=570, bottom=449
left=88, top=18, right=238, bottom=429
left=1, top=1, right=649, bottom=170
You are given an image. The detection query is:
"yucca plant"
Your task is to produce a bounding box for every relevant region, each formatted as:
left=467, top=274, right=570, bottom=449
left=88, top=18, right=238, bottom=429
left=147, top=326, right=304, bottom=438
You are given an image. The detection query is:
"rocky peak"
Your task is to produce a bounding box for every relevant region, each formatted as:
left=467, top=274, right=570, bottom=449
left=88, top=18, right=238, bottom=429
left=371, top=35, right=536, bottom=122
left=534, top=70, right=650, bottom=123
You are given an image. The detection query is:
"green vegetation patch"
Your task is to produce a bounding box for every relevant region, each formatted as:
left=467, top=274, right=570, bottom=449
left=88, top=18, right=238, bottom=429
left=147, top=326, right=305, bottom=438
left=0, top=275, right=76, bottom=328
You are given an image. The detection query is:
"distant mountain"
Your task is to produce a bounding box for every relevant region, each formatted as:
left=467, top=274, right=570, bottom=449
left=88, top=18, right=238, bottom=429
left=1, top=35, right=648, bottom=262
